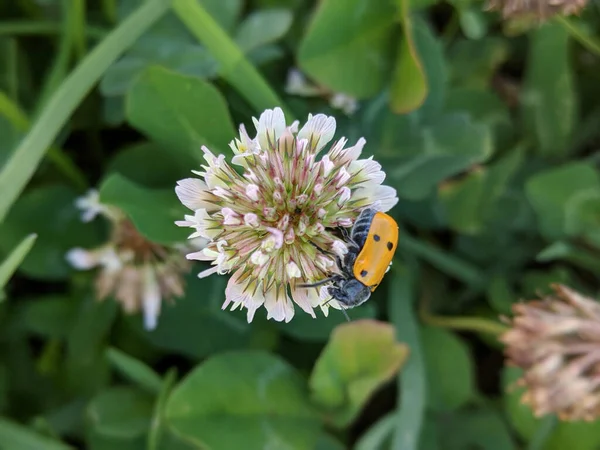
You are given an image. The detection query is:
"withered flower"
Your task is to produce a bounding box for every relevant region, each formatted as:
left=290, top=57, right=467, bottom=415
left=67, top=190, right=202, bottom=330
left=501, top=283, right=600, bottom=421
left=485, top=0, right=587, bottom=20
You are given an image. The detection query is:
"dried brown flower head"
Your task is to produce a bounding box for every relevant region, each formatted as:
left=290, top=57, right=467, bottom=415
left=66, top=190, right=201, bottom=330
left=501, top=284, right=600, bottom=421
left=485, top=0, right=587, bottom=20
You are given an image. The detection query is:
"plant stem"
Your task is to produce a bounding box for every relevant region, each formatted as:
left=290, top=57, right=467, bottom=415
left=389, top=264, right=425, bottom=450
left=555, top=16, right=600, bottom=56
left=0, top=0, right=169, bottom=223
left=171, top=0, right=294, bottom=119
left=420, top=311, right=508, bottom=336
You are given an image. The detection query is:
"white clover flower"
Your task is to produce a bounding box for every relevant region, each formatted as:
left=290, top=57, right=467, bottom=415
left=175, top=107, right=398, bottom=323
left=285, top=68, right=359, bottom=116
left=67, top=190, right=200, bottom=330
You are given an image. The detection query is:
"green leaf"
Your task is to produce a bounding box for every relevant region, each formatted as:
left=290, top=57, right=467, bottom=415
left=438, top=146, right=523, bottom=234
left=521, top=22, right=576, bottom=157
left=384, top=113, right=493, bottom=200
left=457, top=7, right=488, bottom=40
left=15, top=295, right=76, bottom=338
left=390, top=0, right=427, bottom=114
left=298, top=0, right=396, bottom=98
left=0, top=233, right=36, bottom=292
left=448, top=37, right=509, bottom=89
left=166, top=351, right=321, bottom=450
left=235, top=9, right=293, bottom=53
left=0, top=417, right=74, bottom=450
left=106, top=142, right=198, bottom=189
left=502, top=367, right=541, bottom=441
left=0, top=185, right=102, bottom=280
left=130, top=274, right=254, bottom=359
left=105, top=348, right=162, bottom=394
left=278, top=302, right=377, bottom=342
left=445, top=87, right=513, bottom=149
left=564, top=189, right=600, bottom=246
left=65, top=296, right=117, bottom=395
left=525, top=162, right=600, bottom=240
left=98, top=173, right=189, bottom=245
left=438, top=168, right=487, bottom=235
left=434, top=408, right=517, bottom=450
left=87, top=387, right=154, bottom=439
left=421, top=326, right=475, bottom=411
left=309, top=319, right=409, bottom=427
left=126, top=65, right=236, bottom=158
left=486, top=276, right=515, bottom=315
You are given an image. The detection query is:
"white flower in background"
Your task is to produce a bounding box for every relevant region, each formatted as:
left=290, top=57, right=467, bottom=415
left=285, top=69, right=359, bottom=116
left=175, top=107, right=398, bottom=323
left=66, top=190, right=199, bottom=330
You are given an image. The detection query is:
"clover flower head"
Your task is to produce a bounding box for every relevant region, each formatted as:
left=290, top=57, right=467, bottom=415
left=501, top=284, right=600, bottom=421
left=67, top=189, right=198, bottom=330
left=485, top=0, right=587, bottom=20
left=175, top=107, right=398, bottom=323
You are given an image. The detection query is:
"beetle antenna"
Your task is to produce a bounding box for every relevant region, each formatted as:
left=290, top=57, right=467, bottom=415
left=298, top=278, right=334, bottom=288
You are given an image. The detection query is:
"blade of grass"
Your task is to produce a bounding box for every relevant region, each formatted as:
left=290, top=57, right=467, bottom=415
left=355, top=412, right=395, bottom=450
left=555, top=16, right=600, bottom=57
left=0, top=21, right=107, bottom=40
left=35, top=0, right=76, bottom=112
left=171, top=0, right=294, bottom=119
left=0, top=91, right=87, bottom=190
left=0, top=233, right=37, bottom=293
left=389, top=263, right=425, bottom=450
left=0, top=0, right=169, bottom=224
left=0, top=417, right=74, bottom=450
left=105, top=347, right=162, bottom=394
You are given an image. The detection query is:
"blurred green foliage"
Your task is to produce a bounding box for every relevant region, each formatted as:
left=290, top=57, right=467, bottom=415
left=1, top=0, right=600, bottom=449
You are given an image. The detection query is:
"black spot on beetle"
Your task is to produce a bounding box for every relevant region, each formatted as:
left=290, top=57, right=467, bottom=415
left=373, top=234, right=381, bottom=242
left=387, top=242, right=394, bottom=251
left=360, top=270, right=368, bottom=277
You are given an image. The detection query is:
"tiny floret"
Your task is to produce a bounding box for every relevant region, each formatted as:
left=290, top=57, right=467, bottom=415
left=175, top=107, right=398, bottom=323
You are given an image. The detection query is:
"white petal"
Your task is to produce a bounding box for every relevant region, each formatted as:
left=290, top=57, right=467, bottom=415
left=330, top=93, right=359, bottom=115
left=223, top=271, right=250, bottom=310
left=142, top=267, right=162, bottom=331
left=244, top=213, right=260, bottom=228
left=265, top=290, right=294, bottom=322
left=286, top=261, right=301, bottom=279
left=321, top=155, right=335, bottom=177
left=291, top=288, right=317, bottom=318
left=245, top=184, right=260, bottom=201
left=75, top=189, right=105, bottom=222
left=285, top=69, right=321, bottom=96
left=254, top=107, right=287, bottom=149
left=175, top=178, right=210, bottom=211
left=298, top=113, right=336, bottom=152
left=66, top=248, right=98, bottom=270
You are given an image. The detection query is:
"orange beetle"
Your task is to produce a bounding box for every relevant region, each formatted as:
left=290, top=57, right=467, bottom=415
left=301, top=207, right=399, bottom=315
